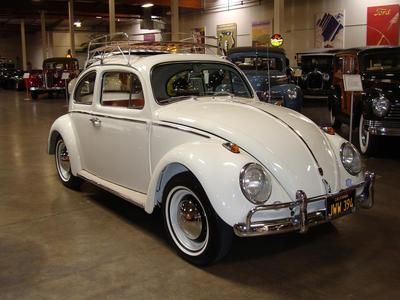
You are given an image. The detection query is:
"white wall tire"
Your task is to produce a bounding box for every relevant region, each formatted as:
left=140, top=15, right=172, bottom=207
left=162, top=173, right=232, bottom=265
left=55, top=138, right=82, bottom=189
left=358, top=115, right=378, bottom=155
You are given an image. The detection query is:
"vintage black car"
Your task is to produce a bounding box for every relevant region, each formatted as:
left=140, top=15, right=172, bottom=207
left=329, top=46, right=400, bottom=154
left=297, top=49, right=338, bottom=100
left=227, top=47, right=303, bottom=112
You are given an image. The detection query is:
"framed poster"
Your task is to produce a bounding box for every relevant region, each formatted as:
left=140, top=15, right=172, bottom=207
left=252, top=20, right=272, bottom=47
left=217, top=23, right=237, bottom=56
left=367, top=4, right=399, bottom=45
left=191, top=27, right=206, bottom=53
left=315, top=11, right=345, bottom=48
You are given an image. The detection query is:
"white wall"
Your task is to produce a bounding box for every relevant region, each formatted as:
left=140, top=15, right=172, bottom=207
left=180, top=0, right=400, bottom=65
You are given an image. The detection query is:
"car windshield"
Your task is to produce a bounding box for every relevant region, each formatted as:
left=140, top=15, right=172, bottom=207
left=151, top=62, right=253, bottom=104
left=231, top=56, right=284, bottom=72
left=361, top=51, right=400, bottom=73
left=301, top=56, right=333, bottom=73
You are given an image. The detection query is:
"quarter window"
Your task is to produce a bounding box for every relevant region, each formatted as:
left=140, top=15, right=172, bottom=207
left=74, top=71, right=96, bottom=105
left=101, top=71, right=144, bottom=109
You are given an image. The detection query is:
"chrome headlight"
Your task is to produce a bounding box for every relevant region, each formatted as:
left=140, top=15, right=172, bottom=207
left=340, top=142, right=362, bottom=175
left=372, top=96, right=390, bottom=117
left=240, top=163, right=272, bottom=204
left=287, top=88, right=297, bottom=100
left=322, top=73, right=330, bottom=81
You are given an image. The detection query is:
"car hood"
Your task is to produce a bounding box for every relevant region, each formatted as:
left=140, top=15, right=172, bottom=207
left=155, top=98, right=341, bottom=199
left=363, top=72, right=400, bottom=100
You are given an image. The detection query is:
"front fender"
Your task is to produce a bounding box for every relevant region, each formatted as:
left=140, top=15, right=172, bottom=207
left=271, top=84, right=303, bottom=111
left=48, top=114, right=82, bottom=176
left=146, top=140, right=290, bottom=226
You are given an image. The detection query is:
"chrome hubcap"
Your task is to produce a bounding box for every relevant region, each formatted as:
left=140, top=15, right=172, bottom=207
left=167, top=186, right=209, bottom=254
left=178, top=198, right=203, bottom=240
left=56, top=140, right=71, bottom=181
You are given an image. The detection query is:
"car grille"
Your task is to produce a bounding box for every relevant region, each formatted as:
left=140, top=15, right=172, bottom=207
left=46, top=75, right=54, bottom=88
left=307, top=73, right=323, bottom=90
left=365, top=104, right=400, bottom=128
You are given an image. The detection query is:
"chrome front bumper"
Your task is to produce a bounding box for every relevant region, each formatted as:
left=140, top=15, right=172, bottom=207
left=234, top=171, right=375, bottom=237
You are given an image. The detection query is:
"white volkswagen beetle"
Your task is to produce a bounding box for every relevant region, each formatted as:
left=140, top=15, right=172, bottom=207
left=48, top=45, right=374, bottom=265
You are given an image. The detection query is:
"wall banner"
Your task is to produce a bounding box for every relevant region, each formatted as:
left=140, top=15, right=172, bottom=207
left=367, top=4, right=399, bottom=46
left=252, top=20, right=272, bottom=47
left=217, top=23, right=237, bottom=56
left=315, top=11, right=345, bottom=48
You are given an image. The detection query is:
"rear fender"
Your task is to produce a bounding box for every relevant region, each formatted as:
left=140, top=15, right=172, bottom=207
left=48, top=115, right=82, bottom=176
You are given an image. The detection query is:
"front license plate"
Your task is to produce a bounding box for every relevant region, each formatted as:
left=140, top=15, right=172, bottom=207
left=327, top=189, right=356, bottom=219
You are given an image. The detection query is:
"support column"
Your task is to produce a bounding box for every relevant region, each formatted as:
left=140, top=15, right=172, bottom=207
left=274, top=0, right=285, bottom=34
left=171, top=0, right=179, bottom=40
left=68, top=0, right=75, bottom=57
left=40, top=11, right=47, bottom=60
left=20, top=20, right=27, bottom=71
left=109, top=0, right=116, bottom=34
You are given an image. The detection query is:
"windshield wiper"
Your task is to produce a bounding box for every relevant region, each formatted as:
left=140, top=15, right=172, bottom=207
left=212, top=91, right=234, bottom=97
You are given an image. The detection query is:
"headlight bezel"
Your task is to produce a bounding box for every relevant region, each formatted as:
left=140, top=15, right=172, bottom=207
left=287, top=88, right=298, bottom=100
left=340, top=142, right=362, bottom=176
left=372, top=95, right=390, bottom=117
left=239, top=163, right=272, bottom=204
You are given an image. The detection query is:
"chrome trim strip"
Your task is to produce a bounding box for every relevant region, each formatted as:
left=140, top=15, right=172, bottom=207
left=250, top=106, right=323, bottom=172
left=234, top=171, right=375, bottom=237
left=153, top=122, right=210, bottom=139
left=70, top=110, right=147, bottom=124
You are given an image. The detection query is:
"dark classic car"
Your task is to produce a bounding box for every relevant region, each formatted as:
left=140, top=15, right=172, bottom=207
left=0, top=61, right=17, bottom=89
left=297, top=49, right=338, bottom=99
left=329, top=46, right=400, bottom=154
left=227, top=47, right=303, bottom=112
left=29, top=57, right=79, bottom=99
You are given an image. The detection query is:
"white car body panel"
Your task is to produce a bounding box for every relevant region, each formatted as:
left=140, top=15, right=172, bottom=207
left=48, top=53, right=371, bottom=232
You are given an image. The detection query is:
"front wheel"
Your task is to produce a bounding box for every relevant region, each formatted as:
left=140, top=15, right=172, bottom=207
left=162, top=173, right=232, bottom=265
left=358, top=115, right=378, bottom=155
left=55, top=138, right=82, bottom=189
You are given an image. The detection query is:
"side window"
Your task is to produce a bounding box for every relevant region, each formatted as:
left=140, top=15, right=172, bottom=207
left=74, top=71, right=96, bottom=104
left=101, top=71, right=144, bottom=109
left=343, top=56, right=356, bottom=74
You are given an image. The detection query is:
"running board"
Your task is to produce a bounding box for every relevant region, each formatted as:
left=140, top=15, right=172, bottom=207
left=78, top=170, right=146, bottom=208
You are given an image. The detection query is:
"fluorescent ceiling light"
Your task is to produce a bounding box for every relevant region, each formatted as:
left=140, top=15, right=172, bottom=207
left=96, top=16, right=102, bottom=19
left=142, top=3, right=154, bottom=8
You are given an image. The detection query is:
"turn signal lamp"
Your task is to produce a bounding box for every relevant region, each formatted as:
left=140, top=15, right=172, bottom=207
left=321, top=127, right=335, bottom=135
left=223, top=142, right=240, bottom=153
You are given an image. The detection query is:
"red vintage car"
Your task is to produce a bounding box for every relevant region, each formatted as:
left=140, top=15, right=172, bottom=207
left=28, top=57, right=79, bottom=99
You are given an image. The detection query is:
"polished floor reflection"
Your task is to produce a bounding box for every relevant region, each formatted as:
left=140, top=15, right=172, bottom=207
left=0, top=90, right=399, bottom=299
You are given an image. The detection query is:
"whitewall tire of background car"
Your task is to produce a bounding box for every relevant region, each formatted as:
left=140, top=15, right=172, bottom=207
left=55, top=138, right=82, bottom=189
left=358, top=115, right=378, bottom=155
left=162, top=172, right=232, bottom=265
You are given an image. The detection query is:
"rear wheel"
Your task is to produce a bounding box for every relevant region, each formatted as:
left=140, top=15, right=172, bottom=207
left=55, top=138, right=82, bottom=189
left=31, top=92, right=38, bottom=100
left=358, top=115, right=378, bottom=155
left=162, top=173, right=232, bottom=265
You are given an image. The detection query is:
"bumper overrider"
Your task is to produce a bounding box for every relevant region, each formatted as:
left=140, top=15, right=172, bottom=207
left=234, top=171, right=375, bottom=237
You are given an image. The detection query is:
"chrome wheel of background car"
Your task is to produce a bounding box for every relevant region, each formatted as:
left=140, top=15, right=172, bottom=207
left=358, top=115, right=378, bottom=155
left=55, top=138, right=82, bottom=189
left=162, top=173, right=233, bottom=265
left=166, top=186, right=209, bottom=255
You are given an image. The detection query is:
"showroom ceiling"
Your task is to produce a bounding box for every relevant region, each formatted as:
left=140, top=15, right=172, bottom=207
left=0, top=0, right=202, bottom=35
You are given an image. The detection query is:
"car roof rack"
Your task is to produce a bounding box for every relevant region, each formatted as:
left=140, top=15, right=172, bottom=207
left=84, top=32, right=218, bottom=69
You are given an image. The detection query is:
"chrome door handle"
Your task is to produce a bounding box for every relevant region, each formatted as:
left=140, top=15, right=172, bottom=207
left=89, top=117, right=101, bottom=127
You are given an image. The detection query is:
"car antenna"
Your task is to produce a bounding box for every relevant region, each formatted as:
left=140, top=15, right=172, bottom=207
left=266, top=46, right=271, bottom=103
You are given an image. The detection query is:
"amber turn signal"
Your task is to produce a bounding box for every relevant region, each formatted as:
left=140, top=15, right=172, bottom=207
left=223, top=142, right=240, bottom=153
left=321, top=127, right=335, bottom=135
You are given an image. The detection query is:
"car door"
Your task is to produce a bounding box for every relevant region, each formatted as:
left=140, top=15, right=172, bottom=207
left=87, top=67, right=150, bottom=194
left=70, top=69, right=98, bottom=174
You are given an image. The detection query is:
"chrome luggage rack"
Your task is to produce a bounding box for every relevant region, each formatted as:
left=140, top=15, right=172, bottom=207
left=84, top=32, right=218, bottom=69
